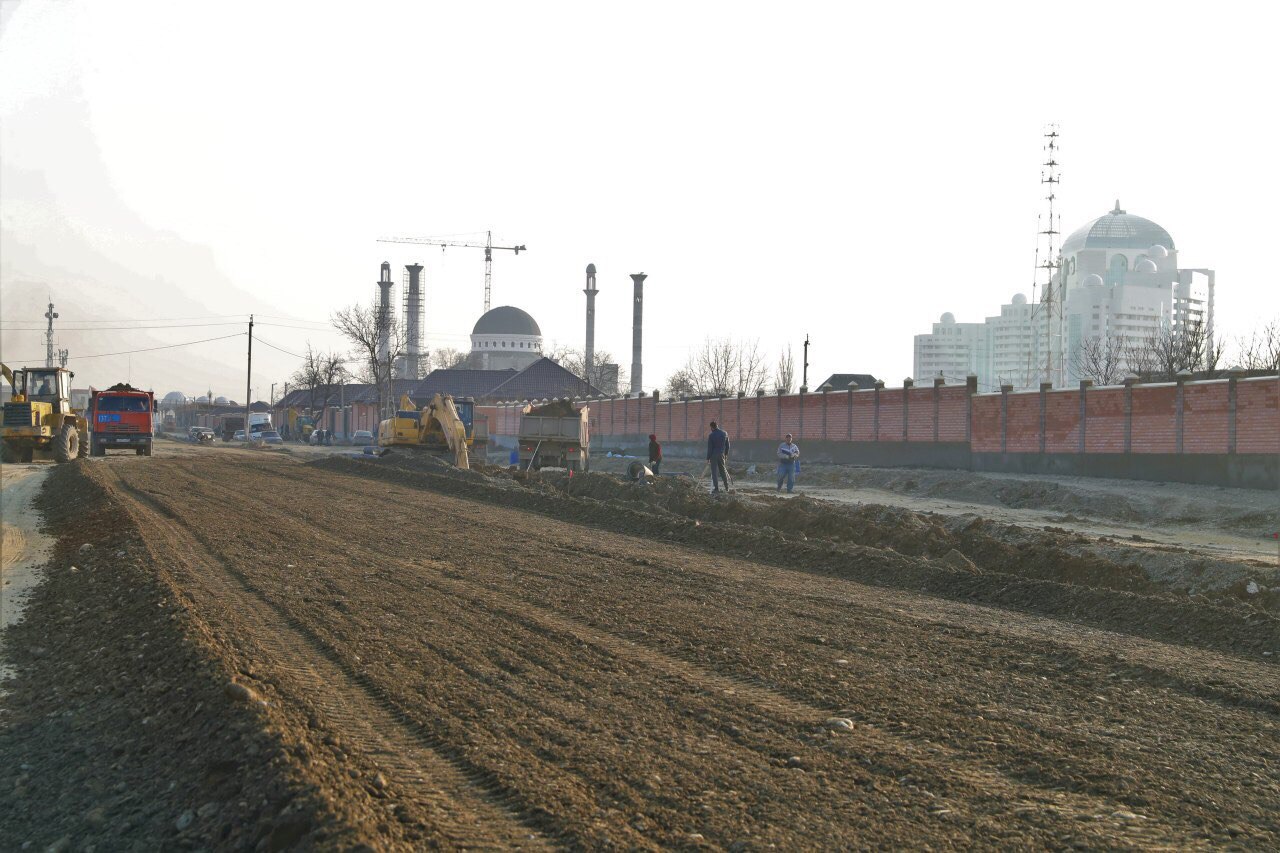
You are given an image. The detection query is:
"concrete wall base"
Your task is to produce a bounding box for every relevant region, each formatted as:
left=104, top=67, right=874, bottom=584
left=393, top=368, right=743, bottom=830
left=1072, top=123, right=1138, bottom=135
left=583, top=434, right=1278, bottom=490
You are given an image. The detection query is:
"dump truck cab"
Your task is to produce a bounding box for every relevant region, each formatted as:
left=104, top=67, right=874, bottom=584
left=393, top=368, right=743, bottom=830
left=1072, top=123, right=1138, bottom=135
left=1, top=364, right=88, bottom=463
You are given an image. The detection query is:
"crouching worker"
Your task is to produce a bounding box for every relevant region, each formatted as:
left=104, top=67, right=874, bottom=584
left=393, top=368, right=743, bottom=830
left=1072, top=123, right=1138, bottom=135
left=776, top=433, right=799, bottom=493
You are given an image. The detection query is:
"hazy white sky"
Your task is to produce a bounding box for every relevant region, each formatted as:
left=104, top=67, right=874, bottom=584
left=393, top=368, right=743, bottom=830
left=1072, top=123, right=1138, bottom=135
left=2, top=0, right=1277, bottom=398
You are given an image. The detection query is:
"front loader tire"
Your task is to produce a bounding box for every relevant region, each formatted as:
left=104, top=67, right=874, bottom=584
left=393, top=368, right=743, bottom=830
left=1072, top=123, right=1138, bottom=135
left=78, top=431, right=89, bottom=458
left=54, top=423, right=79, bottom=463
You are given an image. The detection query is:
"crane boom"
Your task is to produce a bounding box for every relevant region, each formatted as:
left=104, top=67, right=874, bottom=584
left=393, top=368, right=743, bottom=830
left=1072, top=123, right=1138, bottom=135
left=376, top=230, right=526, bottom=313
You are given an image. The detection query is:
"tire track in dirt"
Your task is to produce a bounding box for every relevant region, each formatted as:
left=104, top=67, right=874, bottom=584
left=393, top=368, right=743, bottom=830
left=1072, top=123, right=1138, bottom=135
left=98, top=466, right=551, bottom=850
left=150, top=459, right=1222, bottom=845
left=105, top=456, right=1279, bottom=847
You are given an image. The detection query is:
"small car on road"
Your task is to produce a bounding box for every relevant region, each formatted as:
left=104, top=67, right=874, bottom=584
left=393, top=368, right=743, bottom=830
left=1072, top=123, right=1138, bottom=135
left=350, top=430, right=374, bottom=446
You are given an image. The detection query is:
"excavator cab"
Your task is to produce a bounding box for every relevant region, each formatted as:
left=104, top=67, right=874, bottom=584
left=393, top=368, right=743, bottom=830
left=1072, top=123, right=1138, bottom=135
left=377, top=392, right=471, bottom=467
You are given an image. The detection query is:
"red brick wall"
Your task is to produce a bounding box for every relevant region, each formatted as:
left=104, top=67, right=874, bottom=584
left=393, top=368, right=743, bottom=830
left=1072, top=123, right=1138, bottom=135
left=1044, top=390, right=1080, bottom=453
left=937, top=387, right=969, bottom=442
left=907, top=387, right=936, bottom=442
left=1237, top=378, right=1280, bottom=454
left=970, top=394, right=1002, bottom=452
left=800, top=393, right=824, bottom=440
left=877, top=389, right=904, bottom=441
left=1005, top=393, right=1041, bottom=453
left=1182, top=383, right=1228, bottom=453
left=778, top=395, right=801, bottom=437
left=851, top=392, right=875, bottom=441
left=1085, top=388, right=1125, bottom=453
left=1131, top=385, right=1177, bottom=454
left=823, top=392, right=849, bottom=440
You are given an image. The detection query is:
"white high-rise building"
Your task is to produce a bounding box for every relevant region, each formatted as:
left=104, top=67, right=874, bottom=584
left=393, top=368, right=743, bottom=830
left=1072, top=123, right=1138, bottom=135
left=913, top=203, right=1215, bottom=389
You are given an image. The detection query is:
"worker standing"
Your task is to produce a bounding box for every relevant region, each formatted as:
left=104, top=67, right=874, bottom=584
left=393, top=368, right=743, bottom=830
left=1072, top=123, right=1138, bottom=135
left=707, top=420, right=732, bottom=494
left=648, top=433, right=662, bottom=475
left=776, top=433, right=800, bottom=493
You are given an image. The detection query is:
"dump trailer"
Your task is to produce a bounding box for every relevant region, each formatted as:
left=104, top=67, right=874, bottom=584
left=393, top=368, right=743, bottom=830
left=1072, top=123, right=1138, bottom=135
left=221, top=416, right=245, bottom=442
left=378, top=393, right=477, bottom=467
left=89, top=384, right=157, bottom=456
left=517, top=401, right=590, bottom=472
left=1, top=363, right=89, bottom=463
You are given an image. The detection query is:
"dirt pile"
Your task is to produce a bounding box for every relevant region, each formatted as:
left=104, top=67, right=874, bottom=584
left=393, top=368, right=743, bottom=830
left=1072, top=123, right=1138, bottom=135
left=313, top=456, right=1280, bottom=656
left=0, top=463, right=370, bottom=851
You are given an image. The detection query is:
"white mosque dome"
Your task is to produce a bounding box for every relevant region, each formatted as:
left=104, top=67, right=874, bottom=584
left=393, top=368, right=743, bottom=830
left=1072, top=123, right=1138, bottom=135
left=1012, top=293, right=1027, bottom=306
left=1135, top=258, right=1158, bottom=273
left=214, top=396, right=229, bottom=405
left=1148, top=244, right=1169, bottom=259
left=940, top=312, right=955, bottom=324
left=1083, top=273, right=1105, bottom=287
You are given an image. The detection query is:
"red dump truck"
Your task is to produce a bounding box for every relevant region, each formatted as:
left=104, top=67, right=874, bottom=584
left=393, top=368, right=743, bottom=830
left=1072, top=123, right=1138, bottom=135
left=89, top=383, right=157, bottom=457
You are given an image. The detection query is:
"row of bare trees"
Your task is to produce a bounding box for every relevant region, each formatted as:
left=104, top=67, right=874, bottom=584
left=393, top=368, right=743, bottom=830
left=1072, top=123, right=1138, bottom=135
left=1071, top=319, right=1280, bottom=385
left=661, top=338, right=799, bottom=397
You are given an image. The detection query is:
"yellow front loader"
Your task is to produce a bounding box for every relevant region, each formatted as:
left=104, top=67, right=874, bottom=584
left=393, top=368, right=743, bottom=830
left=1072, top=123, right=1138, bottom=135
left=378, top=393, right=472, bottom=468
left=1, top=363, right=88, bottom=463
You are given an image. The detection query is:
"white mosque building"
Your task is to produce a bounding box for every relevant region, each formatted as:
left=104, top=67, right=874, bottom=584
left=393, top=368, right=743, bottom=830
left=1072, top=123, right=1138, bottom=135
left=914, top=202, right=1214, bottom=389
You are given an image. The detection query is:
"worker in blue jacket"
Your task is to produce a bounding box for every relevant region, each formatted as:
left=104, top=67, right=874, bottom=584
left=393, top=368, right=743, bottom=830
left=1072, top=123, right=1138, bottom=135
left=706, top=420, right=732, bottom=494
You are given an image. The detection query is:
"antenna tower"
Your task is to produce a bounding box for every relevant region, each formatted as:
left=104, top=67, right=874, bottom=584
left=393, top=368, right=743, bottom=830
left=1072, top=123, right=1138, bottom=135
left=1036, top=125, right=1062, bottom=386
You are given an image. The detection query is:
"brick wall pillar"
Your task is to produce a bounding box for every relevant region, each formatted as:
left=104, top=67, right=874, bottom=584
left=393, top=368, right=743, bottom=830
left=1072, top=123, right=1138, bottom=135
left=901, top=378, right=912, bottom=441
left=847, top=381, right=859, bottom=440
left=755, top=390, right=764, bottom=440
left=1122, top=376, right=1137, bottom=454
left=1174, top=371, right=1188, bottom=454
left=652, top=390, right=660, bottom=438
left=736, top=391, right=744, bottom=440
left=965, top=374, right=977, bottom=444
left=820, top=387, right=829, bottom=440
left=1078, top=380, right=1092, bottom=453
left=1039, top=381, right=1052, bottom=453
left=776, top=392, right=782, bottom=439
left=873, top=381, right=884, bottom=441
left=797, top=388, right=805, bottom=438
left=1000, top=384, right=1013, bottom=454
left=1227, top=368, right=1244, bottom=454
left=683, top=397, right=689, bottom=439
left=933, top=376, right=944, bottom=442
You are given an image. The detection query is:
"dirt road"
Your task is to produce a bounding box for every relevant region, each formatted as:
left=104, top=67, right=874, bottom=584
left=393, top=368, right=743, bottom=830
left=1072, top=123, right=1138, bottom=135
left=3, top=449, right=1278, bottom=848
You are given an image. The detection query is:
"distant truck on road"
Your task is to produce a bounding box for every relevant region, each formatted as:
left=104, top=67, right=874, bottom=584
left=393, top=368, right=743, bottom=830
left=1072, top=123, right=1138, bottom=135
left=89, top=383, right=157, bottom=457
left=517, top=400, right=590, bottom=472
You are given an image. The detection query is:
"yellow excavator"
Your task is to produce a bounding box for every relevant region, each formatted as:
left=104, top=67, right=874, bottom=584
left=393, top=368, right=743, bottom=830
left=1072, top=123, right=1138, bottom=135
left=1, top=362, right=89, bottom=463
left=377, top=392, right=474, bottom=468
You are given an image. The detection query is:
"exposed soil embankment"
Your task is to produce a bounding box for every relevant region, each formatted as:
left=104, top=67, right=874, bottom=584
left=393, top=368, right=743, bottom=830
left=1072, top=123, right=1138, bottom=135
left=316, top=455, right=1280, bottom=657
left=0, top=463, right=374, bottom=851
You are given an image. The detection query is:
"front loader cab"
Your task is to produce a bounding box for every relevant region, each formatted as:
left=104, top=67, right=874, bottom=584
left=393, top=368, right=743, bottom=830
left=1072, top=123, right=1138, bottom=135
left=22, top=368, right=73, bottom=413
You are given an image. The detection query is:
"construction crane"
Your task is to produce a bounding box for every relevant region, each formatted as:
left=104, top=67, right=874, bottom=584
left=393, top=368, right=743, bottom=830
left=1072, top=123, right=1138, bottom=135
left=376, top=231, right=526, bottom=314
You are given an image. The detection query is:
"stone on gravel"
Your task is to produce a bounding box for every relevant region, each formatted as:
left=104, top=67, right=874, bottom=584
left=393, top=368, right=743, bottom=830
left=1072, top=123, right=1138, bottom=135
left=197, top=802, right=220, bottom=819
left=372, top=772, right=388, bottom=790
left=79, top=543, right=93, bottom=553
left=786, top=756, right=805, bottom=768
left=175, top=810, right=195, bottom=831
left=44, top=836, right=71, bottom=853
left=224, top=681, right=257, bottom=703
left=824, top=717, right=856, bottom=731
left=938, top=549, right=979, bottom=573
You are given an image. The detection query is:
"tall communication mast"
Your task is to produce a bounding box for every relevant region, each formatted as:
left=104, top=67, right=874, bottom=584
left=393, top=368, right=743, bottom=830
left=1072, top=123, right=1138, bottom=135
left=44, top=302, right=59, bottom=367
left=1035, top=125, right=1063, bottom=386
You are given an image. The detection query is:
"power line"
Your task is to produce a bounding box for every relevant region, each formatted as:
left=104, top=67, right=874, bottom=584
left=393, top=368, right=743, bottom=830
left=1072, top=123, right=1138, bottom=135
left=1, top=321, right=249, bottom=331
left=0, top=332, right=246, bottom=363
left=255, top=336, right=305, bottom=359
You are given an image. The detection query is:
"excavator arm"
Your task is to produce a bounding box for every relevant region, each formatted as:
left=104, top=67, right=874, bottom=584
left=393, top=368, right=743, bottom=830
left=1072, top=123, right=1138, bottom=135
left=425, top=393, right=470, bottom=469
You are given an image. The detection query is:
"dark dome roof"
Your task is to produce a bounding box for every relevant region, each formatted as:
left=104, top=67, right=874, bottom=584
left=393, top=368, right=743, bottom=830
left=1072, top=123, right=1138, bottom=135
left=472, top=306, right=541, bottom=337
left=1061, top=202, right=1174, bottom=254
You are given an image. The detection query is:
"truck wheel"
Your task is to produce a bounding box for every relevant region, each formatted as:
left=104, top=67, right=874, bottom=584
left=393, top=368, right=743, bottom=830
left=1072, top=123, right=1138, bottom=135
left=0, top=442, right=17, bottom=464
left=54, top=423, right=79, bottom=463
left=90, top=438, right=103, bottom=457
left=143, top=441, right=153, bottom=457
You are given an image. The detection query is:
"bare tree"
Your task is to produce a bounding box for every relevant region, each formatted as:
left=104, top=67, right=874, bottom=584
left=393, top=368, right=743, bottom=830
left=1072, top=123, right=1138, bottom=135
left=332, top=301, right=404, bottom=418
left=1070, top=334, right=1127, bottom=386
left=774, top=346, right=796, bottom=395
left=546, top=344, right=626, bottom=392
left=290, top=343, right=347, bottom=426
left=431, top=347, right=470, bottom=370
left=1125, top=319, right=1224, bottom=380
left=666, top=337, right=767, bottom=397
left=1237, top=319, right=1280, bottom=372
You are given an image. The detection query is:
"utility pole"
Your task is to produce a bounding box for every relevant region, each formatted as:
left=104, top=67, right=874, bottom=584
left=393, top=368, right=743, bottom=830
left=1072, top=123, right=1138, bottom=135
left=802, top=334, right=810, bottom=390
left=270, top=382, right=276, bottom=408
left=244, top=315, right=254, bottom=442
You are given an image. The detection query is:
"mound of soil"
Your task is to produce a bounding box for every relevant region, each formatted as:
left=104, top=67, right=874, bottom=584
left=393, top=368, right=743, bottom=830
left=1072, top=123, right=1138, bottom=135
left=310, top=456, right=1280, bottom=657
left=0, top=463, right=371, bottom=851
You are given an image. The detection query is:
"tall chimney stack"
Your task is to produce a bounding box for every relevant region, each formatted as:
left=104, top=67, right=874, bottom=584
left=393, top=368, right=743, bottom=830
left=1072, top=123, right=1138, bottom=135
left=630, top=272, right=646, bottom=394
left=584, top=263, right=598, bottom=380
left=404, top=263, right=424, bottom=378
left=376, top=262, right=393, bottom=364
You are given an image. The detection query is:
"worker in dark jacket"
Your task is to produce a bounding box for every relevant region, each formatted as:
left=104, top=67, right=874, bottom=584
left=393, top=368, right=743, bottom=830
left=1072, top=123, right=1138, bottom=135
left=647, top=434, right=662, bottom=475
left=706, top=421, right=731, bottom=494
